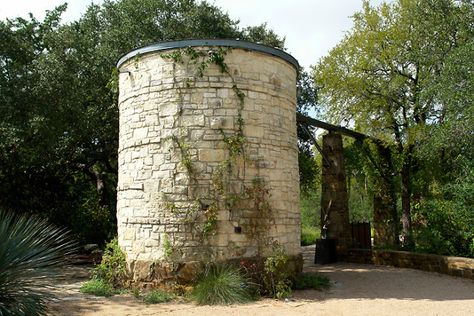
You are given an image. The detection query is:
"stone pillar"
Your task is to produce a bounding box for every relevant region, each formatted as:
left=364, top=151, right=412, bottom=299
left=321, top=133, right=351, bottom=255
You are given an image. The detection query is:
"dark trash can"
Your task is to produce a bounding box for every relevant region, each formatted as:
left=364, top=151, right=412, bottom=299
left=315, top=238, right=337, bottom=264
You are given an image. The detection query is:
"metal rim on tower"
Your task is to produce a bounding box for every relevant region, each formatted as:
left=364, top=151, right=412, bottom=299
left=116, top=39, right=299, bottom=70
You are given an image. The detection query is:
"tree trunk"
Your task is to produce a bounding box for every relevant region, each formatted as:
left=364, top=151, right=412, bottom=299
left=76, top=163, right=109, bottom=208
left=373, top=143, right=399, bottom=247
left=400, top=160, right=413, bottom=247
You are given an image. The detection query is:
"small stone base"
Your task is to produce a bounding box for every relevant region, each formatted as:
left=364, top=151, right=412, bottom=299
left=126, top=253, right=303, bottom=288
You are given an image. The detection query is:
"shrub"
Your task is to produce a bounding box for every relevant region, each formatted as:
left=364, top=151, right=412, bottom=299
left=191, top=264, right=253, bottom=305
left=0, top=209, right=77, bottom=315
left=301, top=226, right=320, bottom=245
left=80, top=279, right=116, bottom=297
left=143, top=289, right=174, bottom=304
left=300, top=189, right=320, bottom=228
left=263, top=243, right=292, bottom=299
left=92, top=238, right=127, bottom=287
left=293, top=273, right=330, bottom=290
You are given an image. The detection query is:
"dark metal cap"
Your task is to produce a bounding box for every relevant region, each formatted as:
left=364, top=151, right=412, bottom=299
left=116, top=39, right=299, bottom=70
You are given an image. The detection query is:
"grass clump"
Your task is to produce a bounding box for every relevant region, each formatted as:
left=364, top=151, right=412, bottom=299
left=143, top=289, right=174, bottom=304
left=80, top=279, right=116, bottom=297
left=293, top=272, right=330, bottom=290
left=301, top=226, right=320, bottom=246
left=191, top=264, right=253, bottom=305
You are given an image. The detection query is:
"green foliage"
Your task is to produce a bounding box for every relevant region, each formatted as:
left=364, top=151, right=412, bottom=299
left=167, top=134, right=195, bottom=176
left=222, top=133, right=246, bottom=158
left=241, top=23, right=285, bottom=48
left=191, top=264, right=253, bottom=305
left=298, top=150, right=320, bottom=190
left=314, top=0, right=474, bottom=249
left=0, top=209, right=76, bottom=316
left=162, top=234, right=173, bottom=259
left=143, top=289, right=174, bottom=304
left=92, top=238, right=127, bottom=287
left=412, top=159, right=474, bottom=257
left=0, top=0, right=285, bottom=245
left=201, top=203, right=218, bottom=238
left=301, top=226, right=320, bottom=246
left=80, top=279, right=116, bottom=297
left=293, top=273, right=330, bottom=290
left=300, top=188, right=320, bottom=229
left=263, top=243, right=292, bottom=299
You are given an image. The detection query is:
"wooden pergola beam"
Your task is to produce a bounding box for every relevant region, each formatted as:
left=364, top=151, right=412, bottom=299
left=296, top=113, right=369, bottom=141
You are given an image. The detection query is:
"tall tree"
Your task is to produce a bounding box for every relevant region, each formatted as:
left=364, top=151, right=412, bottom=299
left=0, top=0, right=287, bottom=243
left=314, top=0, right=473, bottom=246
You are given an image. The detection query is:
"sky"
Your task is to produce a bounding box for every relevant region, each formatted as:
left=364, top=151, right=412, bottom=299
left=0, top=0, right=392, bottom=70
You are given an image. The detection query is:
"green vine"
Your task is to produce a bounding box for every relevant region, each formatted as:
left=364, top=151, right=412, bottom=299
left=168, top=134, right=195, bottom=176
left=163, top=234, right=173, bottom=259
left=160, top=46, right=274, bottom=250
left=242, top=178, right=274, bottom=249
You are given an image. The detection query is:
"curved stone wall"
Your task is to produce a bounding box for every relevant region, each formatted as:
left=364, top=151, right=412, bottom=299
left=116, top=40, right=300, bottom=283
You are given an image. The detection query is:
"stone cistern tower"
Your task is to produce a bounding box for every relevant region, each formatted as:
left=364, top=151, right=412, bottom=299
left=116, top=39, right=300, bottom=284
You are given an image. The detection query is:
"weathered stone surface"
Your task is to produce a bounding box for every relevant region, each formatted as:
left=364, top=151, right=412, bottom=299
left=321, top=133, right=351, bottom=255
left=117, top=45, right=300, bottom=284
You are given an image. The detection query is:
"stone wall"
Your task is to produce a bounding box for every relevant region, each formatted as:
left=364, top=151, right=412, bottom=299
left=116, top=42, right=300, bottom=283
left=346, top=249, right=474, bottom=280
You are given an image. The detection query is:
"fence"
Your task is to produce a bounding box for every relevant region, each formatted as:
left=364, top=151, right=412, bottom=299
left=351, top=222, right=371, bottom=249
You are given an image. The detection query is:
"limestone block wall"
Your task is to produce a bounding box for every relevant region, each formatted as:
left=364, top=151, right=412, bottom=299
left=116, top=40, right=300, bottom=281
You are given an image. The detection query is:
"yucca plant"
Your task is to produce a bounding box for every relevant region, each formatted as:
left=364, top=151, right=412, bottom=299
left=0, top=209, right=77, bottom=315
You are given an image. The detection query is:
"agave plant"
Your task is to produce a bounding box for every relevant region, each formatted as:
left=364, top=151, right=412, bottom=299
left=0, top=209, right=77, bottom=315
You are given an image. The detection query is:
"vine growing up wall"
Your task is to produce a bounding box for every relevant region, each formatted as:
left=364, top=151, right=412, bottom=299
left=159, top=47, right=274, bottom=255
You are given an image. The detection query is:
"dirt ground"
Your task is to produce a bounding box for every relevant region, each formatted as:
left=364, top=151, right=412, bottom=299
left=48, top=247, right=474, bottom=316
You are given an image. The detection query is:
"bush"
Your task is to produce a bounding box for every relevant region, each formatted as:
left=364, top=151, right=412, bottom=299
left=293, top=273, right=330, bottom=290
left=300, top=189, right=320, bottom=228
left=143, top=290, right=174, bottom=304
left=80, top=279, right=116, bottom=297
left=191, top=264, right=253, bottom=305
left=92, top=238, right=127, bottom=287
left=263, top=243, right=292, bottom=299
left=301, top=226, right=320, bottom=245
left=0, top=209, right=76, bottom=315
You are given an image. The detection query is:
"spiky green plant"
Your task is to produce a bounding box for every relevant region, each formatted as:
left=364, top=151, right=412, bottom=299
left=0, top=209, right=77, bottom=315
left=191, top=264, right=253, bottom=305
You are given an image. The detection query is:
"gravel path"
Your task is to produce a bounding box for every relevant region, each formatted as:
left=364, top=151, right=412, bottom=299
left=48, top=247, right=474, bottom=316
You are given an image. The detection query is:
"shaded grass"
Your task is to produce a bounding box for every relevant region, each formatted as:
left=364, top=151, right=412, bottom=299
left=301, top=226, right=320, bottom=246
left=293, top=272, right=330, bottom=290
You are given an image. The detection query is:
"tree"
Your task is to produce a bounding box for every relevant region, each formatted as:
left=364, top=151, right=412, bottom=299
left=0, top=0, right=287, bottom=244
left=314, top=0, right=473, bottom=246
